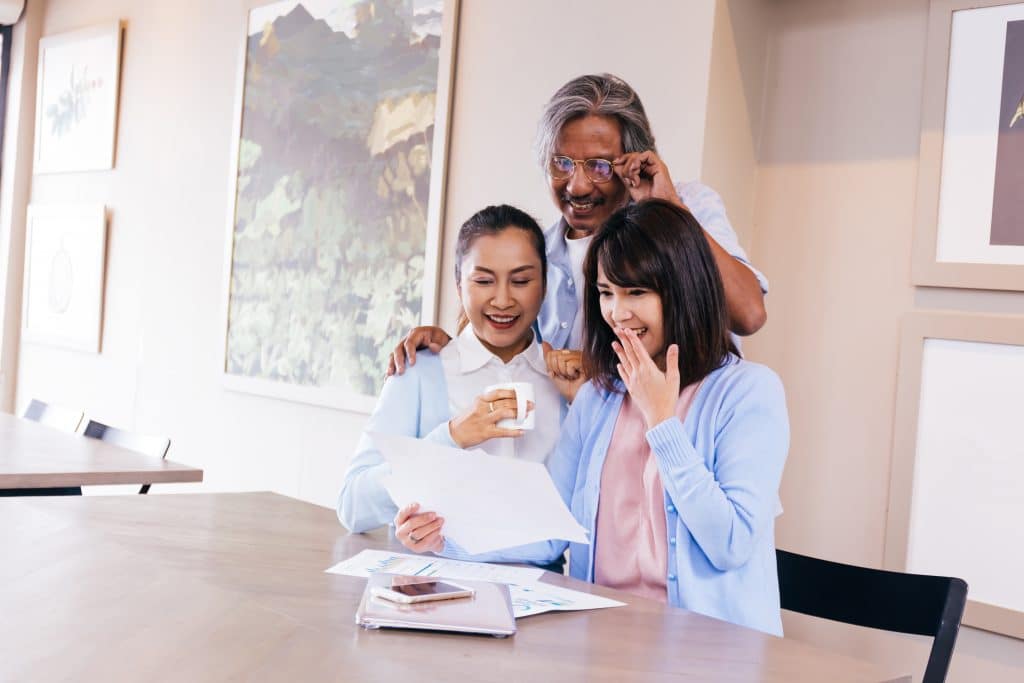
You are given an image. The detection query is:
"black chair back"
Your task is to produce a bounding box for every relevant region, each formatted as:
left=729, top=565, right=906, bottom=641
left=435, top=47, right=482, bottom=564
left=777, top=549, right=967, bottom=683
left=23, top=398, right=83, bottom=433
left=82, top=420, right=171, bottom=494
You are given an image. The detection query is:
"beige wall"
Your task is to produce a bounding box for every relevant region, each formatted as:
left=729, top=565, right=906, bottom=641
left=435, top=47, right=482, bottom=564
left=745, top=0, right=1024, bottom=679
left=700, top=0, right=772, bottom=247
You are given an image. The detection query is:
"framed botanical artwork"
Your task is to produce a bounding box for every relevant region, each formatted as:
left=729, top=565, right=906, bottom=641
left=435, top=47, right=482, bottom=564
left=220, top=0, right=459, bottom=413
left=913, top=1, right=1024, bottom=290
left=33, top=22, right=123, bottom=174
left=21, top=204, right=108, bottom=353
left=885, top=311, right=1024, bottom=639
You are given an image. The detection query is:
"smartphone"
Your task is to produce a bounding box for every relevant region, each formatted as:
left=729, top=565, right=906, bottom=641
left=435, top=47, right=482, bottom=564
left=370, top=579, right=475, bottom=604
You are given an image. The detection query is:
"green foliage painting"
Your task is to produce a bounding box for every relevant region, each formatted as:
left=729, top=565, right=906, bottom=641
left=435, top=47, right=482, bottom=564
left=226, top=0, right=444, bottom=399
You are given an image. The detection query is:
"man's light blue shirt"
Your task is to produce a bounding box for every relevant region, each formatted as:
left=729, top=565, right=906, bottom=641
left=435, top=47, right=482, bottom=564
left=538, top=181, right=768, bottom=349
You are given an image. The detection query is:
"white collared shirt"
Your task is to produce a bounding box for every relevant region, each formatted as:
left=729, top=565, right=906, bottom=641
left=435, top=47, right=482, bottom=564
left=439, top=326, right=564, bottom=463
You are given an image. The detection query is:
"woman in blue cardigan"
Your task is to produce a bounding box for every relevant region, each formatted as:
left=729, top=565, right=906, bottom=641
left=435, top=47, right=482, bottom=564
left=395, top=199, right=790, bottom=635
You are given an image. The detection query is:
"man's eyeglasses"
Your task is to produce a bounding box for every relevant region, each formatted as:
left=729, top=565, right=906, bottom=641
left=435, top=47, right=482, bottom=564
left=548, top=155, right=616, bottom=184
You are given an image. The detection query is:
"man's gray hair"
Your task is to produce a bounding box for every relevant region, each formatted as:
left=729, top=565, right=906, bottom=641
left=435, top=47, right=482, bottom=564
left=535, top=73, right=657, bottom=169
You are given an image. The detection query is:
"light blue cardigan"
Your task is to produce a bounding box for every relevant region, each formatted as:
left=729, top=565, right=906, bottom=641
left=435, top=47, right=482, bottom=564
left=337, top=352, right=456, bottom=533
left=439, top=355, right=790, bottom=636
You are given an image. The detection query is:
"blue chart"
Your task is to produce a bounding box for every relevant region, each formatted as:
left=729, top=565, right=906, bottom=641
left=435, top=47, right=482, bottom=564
left=509, top=583, right=620, bottom=618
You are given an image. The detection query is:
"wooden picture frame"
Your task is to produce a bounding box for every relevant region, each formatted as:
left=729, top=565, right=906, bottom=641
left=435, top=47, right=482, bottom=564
left=219, top=1, right=459, bottom=413
left=912, top=1, right=1024, bottom=290
left=33, top=22, right=123, bottom=174
left=885, top=311, right=1024, bottom=639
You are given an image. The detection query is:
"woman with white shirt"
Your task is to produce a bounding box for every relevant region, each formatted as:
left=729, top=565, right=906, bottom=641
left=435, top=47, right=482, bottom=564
left=337, top=205, right=564, bottom=537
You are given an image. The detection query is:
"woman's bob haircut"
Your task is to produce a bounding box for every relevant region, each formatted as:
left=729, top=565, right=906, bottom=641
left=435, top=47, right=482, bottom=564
left=582, top=199, right=737, bottom=393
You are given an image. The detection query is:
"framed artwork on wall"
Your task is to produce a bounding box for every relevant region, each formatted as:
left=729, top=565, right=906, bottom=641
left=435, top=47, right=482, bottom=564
left=33, top=22, right=123, bottom=174
left=21, top=204, right=108, bottom=353
left=885, top=311, right=1024, bottom=640
left=912, top=1, right=1024, bottom=290
left=220, top=0, right=458, bottom=412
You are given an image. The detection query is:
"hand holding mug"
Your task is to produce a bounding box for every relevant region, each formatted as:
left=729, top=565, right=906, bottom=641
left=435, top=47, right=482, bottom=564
left=484, top=382, right=535, bottom=430
left=448, top=388, right=533, bottom=448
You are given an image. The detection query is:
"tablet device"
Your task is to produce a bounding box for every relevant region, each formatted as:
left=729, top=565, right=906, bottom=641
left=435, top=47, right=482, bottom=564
left=355, top=573, right=516, bottom=637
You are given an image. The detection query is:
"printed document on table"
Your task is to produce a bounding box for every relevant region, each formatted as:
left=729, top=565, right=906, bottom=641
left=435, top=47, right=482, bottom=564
left=369, top=432, right=589, bottom=555
left=508, top=583, right=625, bottom=618
left=326, top=550, right=627, bottom=619
left=325, top=549, right=545, bottom=584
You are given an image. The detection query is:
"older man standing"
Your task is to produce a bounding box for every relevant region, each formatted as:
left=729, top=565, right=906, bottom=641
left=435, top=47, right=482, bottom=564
left=389, top=73, right=767, bottom=387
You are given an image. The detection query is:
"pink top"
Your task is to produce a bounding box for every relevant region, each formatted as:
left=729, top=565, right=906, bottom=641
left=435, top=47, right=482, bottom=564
left=594, top=383, right=701, bottom=602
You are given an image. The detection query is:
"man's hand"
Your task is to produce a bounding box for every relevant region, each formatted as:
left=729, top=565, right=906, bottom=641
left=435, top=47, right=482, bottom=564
left=542, top=342, right=587, bottom=402
left=612, top=150, right=684, bottom=208
left=542, top=342, right=583, bottom=380
left=387, top=326, right=452, bottom=376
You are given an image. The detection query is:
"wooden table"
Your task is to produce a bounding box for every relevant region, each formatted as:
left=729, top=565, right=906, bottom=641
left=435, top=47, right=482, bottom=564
left=0, top=412, right=202, bottom=488
left=0, top=493, right=909, bottom=682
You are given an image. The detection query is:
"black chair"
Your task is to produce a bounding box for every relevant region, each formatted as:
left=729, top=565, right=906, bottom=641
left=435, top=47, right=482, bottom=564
left=776, top=549, right=968, bottom=683
left=82, top=420, right=171, bottom=494
left=0, top=399, right=85, bottom=497
left=23, top=398, right=84, bottom=432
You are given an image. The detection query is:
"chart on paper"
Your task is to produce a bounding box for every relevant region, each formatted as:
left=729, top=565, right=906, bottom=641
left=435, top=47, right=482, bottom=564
left=327, top=550, right=625, bottom=619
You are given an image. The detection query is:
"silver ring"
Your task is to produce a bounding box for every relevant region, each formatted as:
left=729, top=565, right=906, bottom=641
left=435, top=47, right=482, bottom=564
left=410, top=534, right=419, bottom=543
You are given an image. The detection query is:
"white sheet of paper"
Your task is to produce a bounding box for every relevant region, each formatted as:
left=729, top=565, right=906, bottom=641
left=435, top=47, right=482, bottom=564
left=370, top=432, right=589, bottom=554
left=325, top=549, right=545, bottom=584
left=507, top=582, right=626, bottom=618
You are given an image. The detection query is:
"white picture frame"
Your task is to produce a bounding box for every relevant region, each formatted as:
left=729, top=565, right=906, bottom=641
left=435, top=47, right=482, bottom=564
left=885, top=311, right=1024, bottom=640
left=21, top=204, right=108, bottom=353
left=33, top=22, right=123, bottom=174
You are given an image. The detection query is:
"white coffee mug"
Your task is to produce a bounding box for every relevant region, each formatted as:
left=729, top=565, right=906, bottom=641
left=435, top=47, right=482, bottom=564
left=484, top=382, right=535, bottom=430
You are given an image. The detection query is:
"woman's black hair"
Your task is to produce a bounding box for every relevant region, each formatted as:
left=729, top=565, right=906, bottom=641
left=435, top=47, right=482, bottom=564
left=582, top=199, right=737, bottom=393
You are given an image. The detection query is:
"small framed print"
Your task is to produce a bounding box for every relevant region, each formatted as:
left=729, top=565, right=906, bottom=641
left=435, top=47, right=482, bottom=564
left=33, top=22, right=123, bottom=174
left=21, top=204, right=108, bottom=352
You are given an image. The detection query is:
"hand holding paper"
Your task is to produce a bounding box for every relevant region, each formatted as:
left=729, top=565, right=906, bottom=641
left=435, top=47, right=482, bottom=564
left=371, top=432, right=589, bottom=555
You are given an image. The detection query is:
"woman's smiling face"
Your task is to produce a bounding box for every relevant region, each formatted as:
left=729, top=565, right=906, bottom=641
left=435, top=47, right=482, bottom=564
left=458, top=228, right=544, bottom=362
left=596, top=261, right=666, bottom=366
